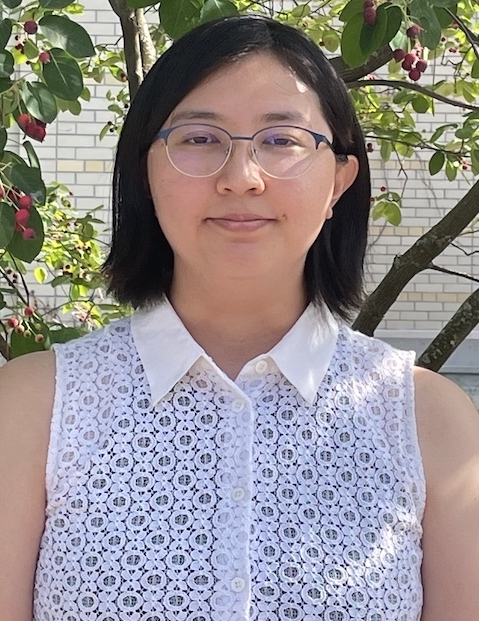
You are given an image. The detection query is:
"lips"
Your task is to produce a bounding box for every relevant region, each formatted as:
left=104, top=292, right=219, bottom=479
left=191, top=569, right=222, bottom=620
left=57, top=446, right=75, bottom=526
left=208, top=214, right=274, bottom=232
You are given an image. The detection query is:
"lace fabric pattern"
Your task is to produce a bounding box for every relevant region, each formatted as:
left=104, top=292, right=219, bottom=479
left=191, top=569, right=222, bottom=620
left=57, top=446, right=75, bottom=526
left=33, top=319, right=425, bottom=621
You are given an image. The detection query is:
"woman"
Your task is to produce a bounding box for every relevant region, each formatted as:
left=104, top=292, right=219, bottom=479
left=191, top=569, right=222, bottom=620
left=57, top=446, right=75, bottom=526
left=1, top=15, right=479, bottom=621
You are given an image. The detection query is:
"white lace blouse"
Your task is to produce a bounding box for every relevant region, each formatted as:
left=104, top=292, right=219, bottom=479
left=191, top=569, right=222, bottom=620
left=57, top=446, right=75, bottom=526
left=33, top=301, right=425, bottom=621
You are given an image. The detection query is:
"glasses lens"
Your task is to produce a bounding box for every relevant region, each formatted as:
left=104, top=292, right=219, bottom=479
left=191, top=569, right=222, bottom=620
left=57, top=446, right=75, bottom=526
left=165, top=124, right=230, bottom=177
left=254, top=127, right=316, bottom=178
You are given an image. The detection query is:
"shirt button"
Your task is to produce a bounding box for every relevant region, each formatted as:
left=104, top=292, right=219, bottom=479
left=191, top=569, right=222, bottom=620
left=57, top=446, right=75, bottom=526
left=231, top=577, right=246, bottom=592
left=232, top=487, right=245, bottom=501
left=232, top=399, right=245, bottom=413
left=255, top=360, right=268, bottom=374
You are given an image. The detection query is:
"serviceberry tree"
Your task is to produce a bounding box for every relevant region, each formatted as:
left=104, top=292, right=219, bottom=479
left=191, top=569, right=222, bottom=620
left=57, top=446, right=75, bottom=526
left=0, top=0, right=478, bottom=371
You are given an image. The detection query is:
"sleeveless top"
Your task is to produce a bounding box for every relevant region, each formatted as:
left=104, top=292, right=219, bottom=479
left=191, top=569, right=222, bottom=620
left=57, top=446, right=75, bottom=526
left=33, top=303, right=425, bottom=621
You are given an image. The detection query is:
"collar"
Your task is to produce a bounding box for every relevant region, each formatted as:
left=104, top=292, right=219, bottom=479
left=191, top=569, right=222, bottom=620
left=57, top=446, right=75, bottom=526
left=131, top=299, right=339, bottom=406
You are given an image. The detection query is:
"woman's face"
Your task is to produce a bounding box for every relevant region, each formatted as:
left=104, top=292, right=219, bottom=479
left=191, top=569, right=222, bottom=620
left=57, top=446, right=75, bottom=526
left=147, top=53, right=358, bottom=287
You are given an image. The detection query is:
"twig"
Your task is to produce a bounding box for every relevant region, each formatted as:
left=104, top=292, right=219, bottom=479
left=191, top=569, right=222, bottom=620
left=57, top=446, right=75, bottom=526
left=427, top=262, right=479, bottom=284
left=444, top=9, right=479, bottom=63
left=347, top=79, right=479, bottom=112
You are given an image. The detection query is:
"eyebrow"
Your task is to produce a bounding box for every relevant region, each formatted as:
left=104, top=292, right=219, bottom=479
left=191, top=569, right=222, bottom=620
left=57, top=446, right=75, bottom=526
left=168, top=109, right=310, bottom=126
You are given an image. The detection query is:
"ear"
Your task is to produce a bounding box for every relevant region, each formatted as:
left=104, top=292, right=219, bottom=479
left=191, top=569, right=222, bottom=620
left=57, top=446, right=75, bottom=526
left=326, top=155, right=360, bottom=219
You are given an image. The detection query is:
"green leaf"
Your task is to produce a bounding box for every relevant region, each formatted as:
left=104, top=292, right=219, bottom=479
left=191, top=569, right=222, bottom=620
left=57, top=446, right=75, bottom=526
left=39, top=15, right=95, bottom=58
left=0, top=127, right=7, bottom=156
left=381, top=5, right=402, bottom=47
left=6, top=205, right=44, bottom=263
left=159, top=0, right=201, bottom=39
left=339, top=0, right=364, bottom=23
left=199, top=0, right=238, bottom=23
left=341, top=13, right=369, bottom=68
left=429, top=0, right=457, bottom=6
left=0, top=19, right=12, bottom=50
left=411, top=96, right=429, bottom=114
left=380, top=140, right=392, bottom=161
left=49, top=325, right=85, bottom=343
left=291, top=3, right=310, bottom=18
left=321, top=30, right=340, bottom=53
left=434, top=5, right=456, bottom=28
left=359, top=4, right=388, bottom=56
left=10, top=328, right=46, bottom=357
left=39, top=0, right=78, bottom=7
left=34, top=266, right=47, bottom=283
left=455, top=125, right=475, bottom=139
left=472, top=60, right=479, bottom=80
left=10, top=164, right=46, bottom=204
left=0, top=78, right=12, bottom=94
left=0, top=50, right=14, bottom=78
left=22, top=140, right=41, bottom=170
left=383, top=202, right=402, bottom=226
left=2, top=0, right=22, bottom=8
left=0, top=201, right=15, bottom=249
left=429, top=150, right=445, bottom=175
left=23, top=39, right=39, bottom=60
left=445, top=159, right=457, bottom=181
left=127, top=0, right=159, bottom=6
left=42, top=48, right=83, bottom=101
left=409, top=1, right=442, bottom=49
left=22, top=81, right=58, bottom=124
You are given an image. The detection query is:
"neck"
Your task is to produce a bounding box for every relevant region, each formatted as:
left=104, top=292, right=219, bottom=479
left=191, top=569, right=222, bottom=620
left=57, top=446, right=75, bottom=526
left=169, top=268, right=308, bottom=379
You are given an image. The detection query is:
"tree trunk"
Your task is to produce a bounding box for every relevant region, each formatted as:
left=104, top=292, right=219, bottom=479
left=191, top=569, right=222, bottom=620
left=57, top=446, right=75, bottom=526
left=416, top=287, right=479, bottom=371
left=136, top=9, right=157, bottom=75
left=107, top=0, right=143, bottom=99
left=353, top=178, right=479, bottom=336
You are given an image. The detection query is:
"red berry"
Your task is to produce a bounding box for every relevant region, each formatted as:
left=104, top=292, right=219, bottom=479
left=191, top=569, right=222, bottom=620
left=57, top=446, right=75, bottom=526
left=406, top=24, right=421, bottom=39
left=408, top=69, right=421, bottom=81
left=18, top=195, right=33, bottom=210
left=24, top=306, right=35, bottom=317
left=363, top=0, right=374, bottom=7
left=392, top=48, right=406, bottom=62
left=401, top=53, right=416, bottom=71
left=7, top=317, right=19, bottom=329
left=416, top=59, right=427, bottom=73
left=17, top=113, right=30, bottom=128
left=24, top=121, right=46, bottom=142
left=23, top=20, right=38, bottom=35
left=363, top=7, right=376, bottom=26
left=366, top=143, right=374, bottom=153
left=462, top=163, right=468, bottom=170
left=39, top=51, right=51, bottom=64
left=380, top=186, right=387, bottom=192
left=15, top=209, right=30, bottom=226
left=22, top=228, right=36, bottom=240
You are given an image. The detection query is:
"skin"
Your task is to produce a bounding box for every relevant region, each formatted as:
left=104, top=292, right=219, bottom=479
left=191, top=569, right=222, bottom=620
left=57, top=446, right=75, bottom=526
left=1, top=52, right=479, bottom=620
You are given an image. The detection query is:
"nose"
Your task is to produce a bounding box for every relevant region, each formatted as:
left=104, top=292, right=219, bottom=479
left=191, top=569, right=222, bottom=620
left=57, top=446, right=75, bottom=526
left=215, top=138, right=266, bottom=195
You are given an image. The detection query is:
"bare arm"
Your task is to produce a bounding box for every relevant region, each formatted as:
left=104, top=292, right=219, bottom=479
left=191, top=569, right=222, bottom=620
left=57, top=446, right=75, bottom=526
left=415, top=367, right=479, bottom=621
left=0, top=350, right=55, bottom=621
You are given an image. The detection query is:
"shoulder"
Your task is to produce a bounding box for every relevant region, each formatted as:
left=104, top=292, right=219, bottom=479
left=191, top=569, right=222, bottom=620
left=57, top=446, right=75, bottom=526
left=412, top=366, right=479, bottom=619
left=0, top=350, right=56, bottom=431
left=413, top=365, right=479, bottom=478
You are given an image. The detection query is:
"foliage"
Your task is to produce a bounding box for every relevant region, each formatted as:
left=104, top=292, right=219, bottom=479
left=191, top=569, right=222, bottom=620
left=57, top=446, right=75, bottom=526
left=0, top=0, right=478, bottom=359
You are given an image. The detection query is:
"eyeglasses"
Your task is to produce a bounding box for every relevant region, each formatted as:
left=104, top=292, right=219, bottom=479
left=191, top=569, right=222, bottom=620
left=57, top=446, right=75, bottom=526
left=154, top=123, right=340, bottom=179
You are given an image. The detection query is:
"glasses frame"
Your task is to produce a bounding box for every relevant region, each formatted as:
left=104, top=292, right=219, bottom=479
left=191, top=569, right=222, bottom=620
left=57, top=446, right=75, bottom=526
left=154, top=123, right=342, bottom=179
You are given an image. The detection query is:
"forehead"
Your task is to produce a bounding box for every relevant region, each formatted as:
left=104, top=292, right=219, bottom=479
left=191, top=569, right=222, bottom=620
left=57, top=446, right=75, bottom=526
left=167, top=53, right=325, bottom=128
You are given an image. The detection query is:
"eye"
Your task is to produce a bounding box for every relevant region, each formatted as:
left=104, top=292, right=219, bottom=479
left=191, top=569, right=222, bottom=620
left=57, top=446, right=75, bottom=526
left=262, top=133, right=297, bottom=147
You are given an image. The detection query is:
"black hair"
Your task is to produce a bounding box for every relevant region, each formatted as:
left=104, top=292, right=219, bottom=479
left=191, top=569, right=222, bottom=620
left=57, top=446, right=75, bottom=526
left=102, top=15, right=371, bottom=320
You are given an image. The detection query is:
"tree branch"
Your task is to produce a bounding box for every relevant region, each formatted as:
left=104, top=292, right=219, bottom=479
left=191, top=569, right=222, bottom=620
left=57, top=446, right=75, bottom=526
left=353, top=178, right=479, bottom=336
left=347, top=79, right=479, bottom=112
left=107, top=0, right=143, bottom=99
left=330, top=45, right=394, bottom=82
left=445, top=9, right=479, bottom=63
left=416, top=287, right=479, bottom=372
left=136, top=8, right=157, bottom=75
left=427, top=262, right=479, bottom=284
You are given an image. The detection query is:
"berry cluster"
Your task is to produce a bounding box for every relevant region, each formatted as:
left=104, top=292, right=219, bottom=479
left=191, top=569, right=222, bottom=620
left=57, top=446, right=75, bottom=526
left=14, top=21, right=51, bottom=67
left=363, top=0, right=377, bottom=26
left=6, top=308, right=45, bottom=343
left=392, top=48, right=428, bottom=81
left=17, top=113, right=47, bottom=142
left=0, top=185, right=36, bottom=240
